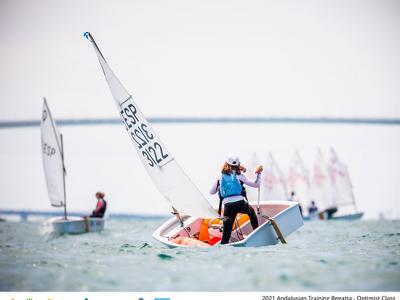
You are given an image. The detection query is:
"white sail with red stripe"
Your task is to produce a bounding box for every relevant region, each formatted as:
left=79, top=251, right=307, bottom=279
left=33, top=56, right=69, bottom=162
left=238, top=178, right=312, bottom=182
left=262, top=152, right=288, bottom=201
left=310, top=149, right=335, bottom=211
left=287, top=150, right=310, bottom=207
left=327, top=148, right=356, bottom=208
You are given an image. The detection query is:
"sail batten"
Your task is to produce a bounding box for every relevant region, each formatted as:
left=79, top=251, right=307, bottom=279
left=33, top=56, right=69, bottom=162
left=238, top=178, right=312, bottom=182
left=85, top=32, right=216, bottom=218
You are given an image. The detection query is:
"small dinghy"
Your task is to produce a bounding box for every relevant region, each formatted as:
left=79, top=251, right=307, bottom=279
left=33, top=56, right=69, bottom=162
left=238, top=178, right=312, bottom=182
left=41, top=98, right=104, bottom=234
left=84, top=32, right=303, bottom=247
left=153, top=200, right=302, bottom=248
left=306, top=148, right=363, bottom=221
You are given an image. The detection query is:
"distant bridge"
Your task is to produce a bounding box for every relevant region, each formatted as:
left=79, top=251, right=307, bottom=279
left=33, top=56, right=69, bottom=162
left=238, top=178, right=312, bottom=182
left=0, top=209, right=167, bottom=222
left=0, top=116, right=400, bottom=128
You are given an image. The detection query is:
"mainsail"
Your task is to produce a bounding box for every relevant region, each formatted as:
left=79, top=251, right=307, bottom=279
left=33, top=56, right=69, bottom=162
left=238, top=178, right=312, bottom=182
left=310, top=149, right=335, bottom=210
left=327, top=148, right=356, bottom=208
left=85, top=32, right=216, bottom=218
left=41, top=98, right=65, bottom=208
left=262, top=152, right=288, bottom=200
left=287, top=151, right=310, bottom=208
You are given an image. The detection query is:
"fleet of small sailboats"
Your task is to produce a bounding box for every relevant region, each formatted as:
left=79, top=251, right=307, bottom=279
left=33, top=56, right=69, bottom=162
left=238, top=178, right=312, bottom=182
left=84, top=32, right=304, bottom=247
left=254, top=149, right=363, bottom=221
left=41, top=98, right=105, bottom=234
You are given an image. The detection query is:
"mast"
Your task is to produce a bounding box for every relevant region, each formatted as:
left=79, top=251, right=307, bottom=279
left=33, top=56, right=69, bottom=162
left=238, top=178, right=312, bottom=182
left=60, top=134, right=67, bottom=220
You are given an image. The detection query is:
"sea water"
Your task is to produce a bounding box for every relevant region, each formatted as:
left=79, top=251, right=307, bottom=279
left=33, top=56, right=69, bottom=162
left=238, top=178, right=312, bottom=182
left=0, top=219, right=399, bottom=291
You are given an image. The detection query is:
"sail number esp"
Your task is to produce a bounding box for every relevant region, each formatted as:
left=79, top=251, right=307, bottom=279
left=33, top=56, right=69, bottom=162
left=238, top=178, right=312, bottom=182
left=42, top=142, right=56, bottom=157
left=120, top=101, right=169, bottom=168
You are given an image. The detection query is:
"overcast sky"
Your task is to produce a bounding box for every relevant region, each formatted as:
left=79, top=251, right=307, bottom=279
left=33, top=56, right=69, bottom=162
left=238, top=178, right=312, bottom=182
left=0, top=0, right=399, bottom=121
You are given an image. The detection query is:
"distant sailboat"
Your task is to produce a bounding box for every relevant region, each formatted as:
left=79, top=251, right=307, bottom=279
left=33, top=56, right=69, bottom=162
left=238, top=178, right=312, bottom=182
left=41, top=98, right=105, bottom=233
left=262, top=152, right=289, bottom=201
left=326, top=148, right=363, bottom=220
left=85, top=32, right=303, bottom=247
left=287, top=150, right=310, bottom=211
left=307, top=148, right=363, bottom=221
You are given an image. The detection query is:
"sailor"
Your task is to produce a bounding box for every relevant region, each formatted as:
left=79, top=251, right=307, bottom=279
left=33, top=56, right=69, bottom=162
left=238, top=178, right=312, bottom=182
left=289, top=191, right=303, bottom=216
left=210, top=156, right=263, bottom=244
left=322, top=206, right=338, bottom=219
left=308, top=200, right=318, bottom=218
left=90, top=192, right=107, bottom=218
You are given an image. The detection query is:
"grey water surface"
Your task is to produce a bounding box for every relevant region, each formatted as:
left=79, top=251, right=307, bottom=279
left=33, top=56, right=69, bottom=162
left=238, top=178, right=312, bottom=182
left=0, top=219, right=399, bottom=291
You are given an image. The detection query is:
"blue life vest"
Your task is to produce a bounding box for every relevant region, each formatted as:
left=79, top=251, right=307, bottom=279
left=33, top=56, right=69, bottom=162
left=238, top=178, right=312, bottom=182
left=219, top=173, right=243, bottom=198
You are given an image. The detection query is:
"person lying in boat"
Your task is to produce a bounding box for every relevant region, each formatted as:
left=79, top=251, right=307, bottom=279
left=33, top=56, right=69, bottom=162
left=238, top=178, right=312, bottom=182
left=308, top=200, right=318, bottom=217
left=210, top=156, right=263, bottom=244
left=320, top=206, right=338, bottom=220
left=289, top=191, right=303, bottom=216
left=90, top=192, right=107, bottom=218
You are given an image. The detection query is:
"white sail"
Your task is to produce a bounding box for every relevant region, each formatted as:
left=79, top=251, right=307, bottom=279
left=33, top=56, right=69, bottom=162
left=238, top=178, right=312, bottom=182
left=41, top=98, right=65, bottom=207
left=287, top=150, right=310, bottom=207
left=262, top=152, right=288, bottom=200
left=245, top=152, right=261, bottom=202
left=85, top=32, right=216, bottom=218
left=310, top=149, right=335, bottom=210
left=327, top=148, right=356, bottom=207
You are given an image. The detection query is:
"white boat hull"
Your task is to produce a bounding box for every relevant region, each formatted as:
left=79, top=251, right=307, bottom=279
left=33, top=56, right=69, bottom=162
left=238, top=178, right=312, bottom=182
left=152, top=200, right=303, bottom=248
left=45, top=216, right=105, bottom=234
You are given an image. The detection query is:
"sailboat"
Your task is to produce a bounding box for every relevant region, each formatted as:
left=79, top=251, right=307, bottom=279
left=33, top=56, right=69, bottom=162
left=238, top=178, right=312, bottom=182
left=84, top=32, right=303, bottom=247
left=326, top=148, right=363, bottom=220
left=287, top=150, right=311, bottom=213
left=262, top=152, right=289, bottom=201
left=41, top=98, right=105, bottom=234
left=308, top=148, right=363, bottom=221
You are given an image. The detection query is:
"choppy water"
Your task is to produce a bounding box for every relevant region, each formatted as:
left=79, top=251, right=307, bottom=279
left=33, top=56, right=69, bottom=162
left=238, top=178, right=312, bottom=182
left=0, top=219, right=399, bottom=291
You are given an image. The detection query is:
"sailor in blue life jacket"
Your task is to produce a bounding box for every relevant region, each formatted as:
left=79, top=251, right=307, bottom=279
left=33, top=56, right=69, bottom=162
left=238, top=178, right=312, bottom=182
left=308, top=200, right=318, bottom=218
left=210, top=156, right=263, bottom=244
left=90, top=192, right=107, bottom=218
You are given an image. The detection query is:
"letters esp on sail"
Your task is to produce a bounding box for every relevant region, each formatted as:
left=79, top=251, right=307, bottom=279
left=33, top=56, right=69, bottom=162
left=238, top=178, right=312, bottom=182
left=41, top=98, right=65, bottom=207
left=84, top=32, right=216, bottom=218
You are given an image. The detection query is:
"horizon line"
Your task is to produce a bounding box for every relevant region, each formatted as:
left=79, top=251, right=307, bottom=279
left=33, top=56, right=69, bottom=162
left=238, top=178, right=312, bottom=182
left=1, top=116, right=400, bottom=128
